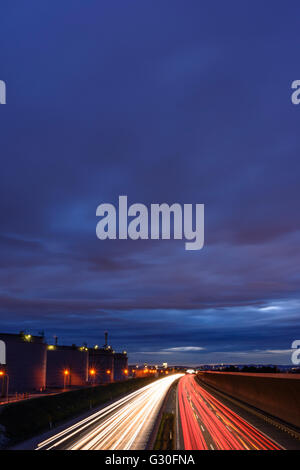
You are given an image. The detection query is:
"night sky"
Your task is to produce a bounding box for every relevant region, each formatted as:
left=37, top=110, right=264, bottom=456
left=1, top=1, right=300, bottom=365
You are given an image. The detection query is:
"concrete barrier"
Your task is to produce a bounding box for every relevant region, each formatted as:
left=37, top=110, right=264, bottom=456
left=197, top=372, right=300, bottom=429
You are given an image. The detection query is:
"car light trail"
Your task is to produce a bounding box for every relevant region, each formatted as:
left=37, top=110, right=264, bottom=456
left=37, top=374, right=183, bottom=450
left=178, top=375, right=282, bottom=450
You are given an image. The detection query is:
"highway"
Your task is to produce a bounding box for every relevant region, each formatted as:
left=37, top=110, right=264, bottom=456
left=36, top=374, right=183, bottom=450
left=178, top=374, right=281, bottom=450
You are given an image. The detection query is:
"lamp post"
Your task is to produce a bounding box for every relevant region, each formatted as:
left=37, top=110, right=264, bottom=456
left=0, top=371, right=9, bottom=402
left=63, top=369, right=70, bottom=389
left=89, top=368, right=96, bottom=385
left=0, top=370, right=4, bottom=399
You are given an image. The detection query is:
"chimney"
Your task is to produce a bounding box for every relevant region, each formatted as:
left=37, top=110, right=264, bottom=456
left=104, top=331, right=108, bottom=348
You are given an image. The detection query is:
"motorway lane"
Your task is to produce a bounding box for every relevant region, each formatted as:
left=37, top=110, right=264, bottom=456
left=36, top=374, right=183, bottom=450
left=178, top=375, right=281, bottom=450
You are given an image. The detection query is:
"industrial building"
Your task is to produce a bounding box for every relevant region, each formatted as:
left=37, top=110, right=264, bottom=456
left=113, top=352, right=128, bottom=381
left=88, top=333, right=115, bottom=384
left=0, top=331, right=128, bottom=396
left=89, top=348, right=114, bottom=384
left=0, top=332, right=47, bottom=394
left=46, top=344, right=89, bottom=388
left=88, top=332, right=128, bottom=384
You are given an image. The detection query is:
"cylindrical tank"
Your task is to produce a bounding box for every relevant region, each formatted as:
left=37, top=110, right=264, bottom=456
left=0, top=332, right=46, bottom=394
left=88, top=348, right=114, bottom=384
left=114, top=352, right=128, bottom=381
left=46, top=345, right=88, bottom=388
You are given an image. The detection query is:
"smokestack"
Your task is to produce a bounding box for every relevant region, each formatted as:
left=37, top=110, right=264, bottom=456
left=104, top=331, right=108, bottom=348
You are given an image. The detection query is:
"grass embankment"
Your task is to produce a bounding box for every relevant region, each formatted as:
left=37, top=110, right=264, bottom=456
left=0, top=377, right=157, bottom=447
left=153, top=413, right=175, bottom=450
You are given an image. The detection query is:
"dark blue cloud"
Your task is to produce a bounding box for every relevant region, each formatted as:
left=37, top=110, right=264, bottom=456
left=0, top=1, right=300, bottom=364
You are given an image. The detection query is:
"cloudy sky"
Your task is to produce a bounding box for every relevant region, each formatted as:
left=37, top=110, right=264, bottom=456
left=1, top=1, right=300, bottom=365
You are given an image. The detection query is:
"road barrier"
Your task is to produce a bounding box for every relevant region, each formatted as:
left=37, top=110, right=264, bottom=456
left=197, top=371, right=300, bottom=430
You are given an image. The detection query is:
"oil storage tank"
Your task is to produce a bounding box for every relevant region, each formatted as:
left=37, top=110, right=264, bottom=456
left=0, top=332, right=47, bottom=394
left=46, top=344, right=88, bottom=388
left=114, top=351, right=128, bottom=381
left=88, top=346, right=114, bottom=384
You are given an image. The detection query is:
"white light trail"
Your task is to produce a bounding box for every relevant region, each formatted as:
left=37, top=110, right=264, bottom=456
left=37, top=374, right=183, bottom=450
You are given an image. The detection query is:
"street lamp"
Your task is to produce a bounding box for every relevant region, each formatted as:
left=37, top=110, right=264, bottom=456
left=63, top=369, right=70, bottom=389
left=0, top=370, right=4, bottom=399
left=0, top=370, right=9, bottom=402
left=89, top=369, right=96, bottom=385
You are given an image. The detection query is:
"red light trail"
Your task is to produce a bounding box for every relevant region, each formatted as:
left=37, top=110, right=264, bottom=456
left=178, top=375, right=281, bottom=450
